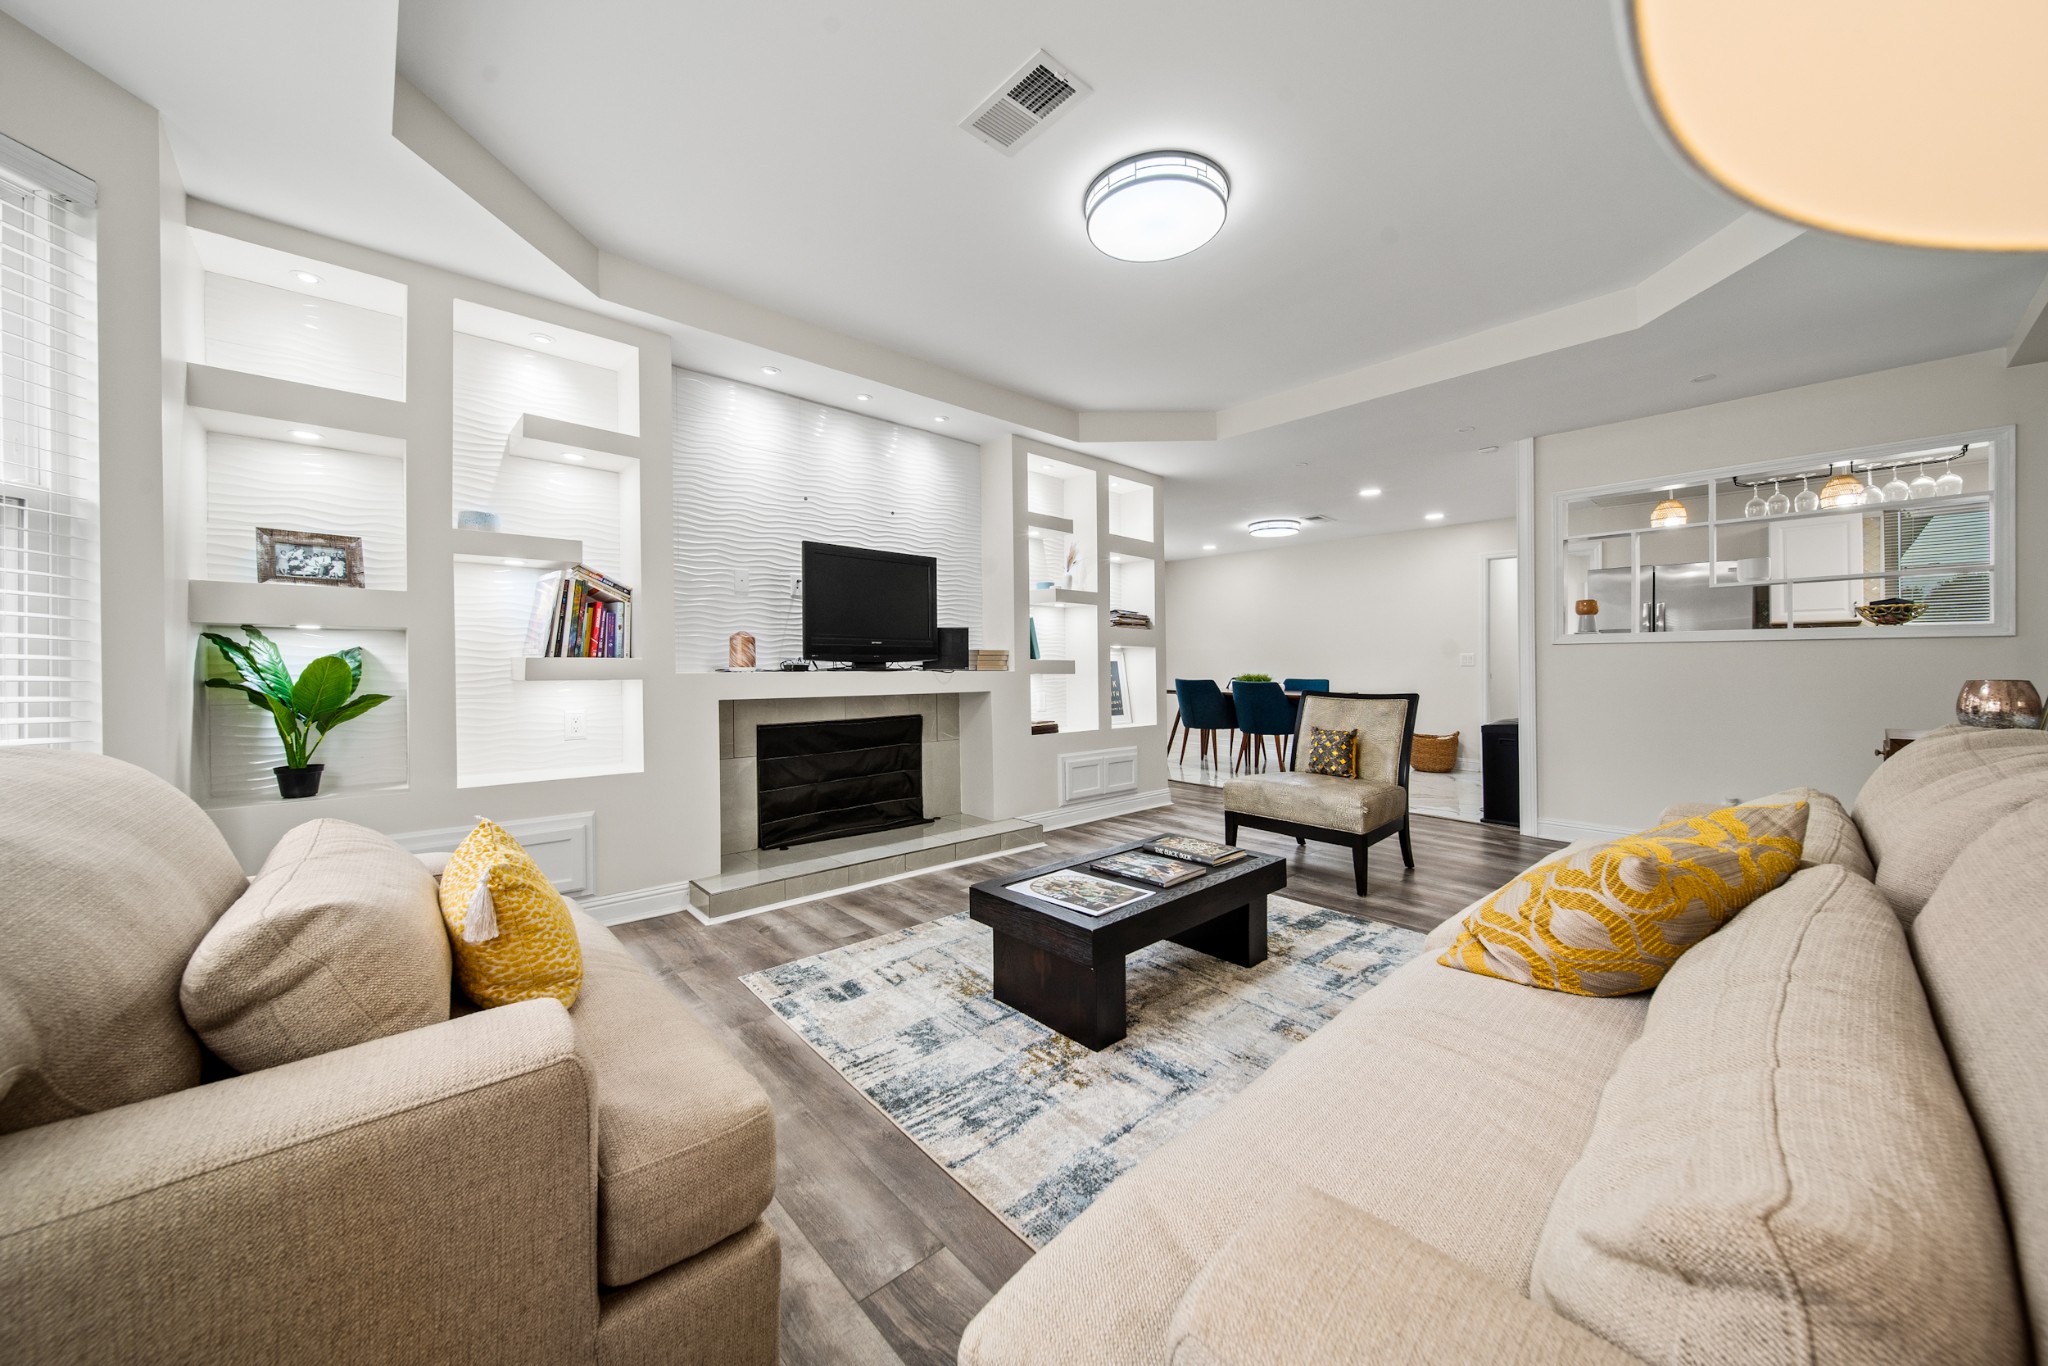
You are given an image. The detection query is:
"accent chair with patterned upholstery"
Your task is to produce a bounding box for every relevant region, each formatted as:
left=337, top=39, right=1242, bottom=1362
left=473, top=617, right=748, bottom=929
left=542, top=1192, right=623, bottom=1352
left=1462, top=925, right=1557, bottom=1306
left=1222, top=691, right=1419, bottom=895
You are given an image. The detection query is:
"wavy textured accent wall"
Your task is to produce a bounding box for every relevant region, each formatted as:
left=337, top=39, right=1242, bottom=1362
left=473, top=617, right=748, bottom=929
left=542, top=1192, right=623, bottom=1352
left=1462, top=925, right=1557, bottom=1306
left=203, top=274, right=405, bottom=399
left=202, top=626, right=408, bottom=801
left=671, top=370, right=982, bottom=670
left=451, top=331, right=620, bottom=536
left=205, top=434, right=407, bottom=589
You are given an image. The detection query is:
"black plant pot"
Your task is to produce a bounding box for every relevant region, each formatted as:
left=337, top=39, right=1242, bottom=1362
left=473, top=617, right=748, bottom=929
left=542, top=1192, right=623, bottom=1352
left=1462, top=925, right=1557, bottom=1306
left=274, top=764, right=324, bottom=799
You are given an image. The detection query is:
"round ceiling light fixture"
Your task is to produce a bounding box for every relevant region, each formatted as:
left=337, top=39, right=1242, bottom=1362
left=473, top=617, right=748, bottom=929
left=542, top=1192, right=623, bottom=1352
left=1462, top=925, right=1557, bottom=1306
left=1084, top=151, right=1230, bottom=262
left=1248, top=518, right=1300, bottom=538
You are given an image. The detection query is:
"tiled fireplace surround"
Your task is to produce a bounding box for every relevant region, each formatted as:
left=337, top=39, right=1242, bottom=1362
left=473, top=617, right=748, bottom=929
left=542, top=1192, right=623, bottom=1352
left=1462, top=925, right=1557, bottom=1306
left=717, top=692, right=963, bottom=855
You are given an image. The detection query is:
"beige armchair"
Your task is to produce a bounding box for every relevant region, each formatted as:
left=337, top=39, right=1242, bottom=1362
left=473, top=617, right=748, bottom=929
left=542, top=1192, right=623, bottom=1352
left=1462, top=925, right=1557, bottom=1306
left=1222, top=692, right=1418, bottom=895
left=0, top=750, right=779, bottom=1366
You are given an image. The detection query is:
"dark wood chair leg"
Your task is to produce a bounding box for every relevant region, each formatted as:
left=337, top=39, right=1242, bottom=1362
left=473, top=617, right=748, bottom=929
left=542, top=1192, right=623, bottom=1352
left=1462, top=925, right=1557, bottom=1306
left=1352, top=839, right=1370, bottom=895
left=1224, top=813, right=1239, bottom=844
left=1166, top=713, right=1180, bottom=753
left=1296, top=836, right=1306, bottom=846
left=1398, top=816, right=1414, bottom=868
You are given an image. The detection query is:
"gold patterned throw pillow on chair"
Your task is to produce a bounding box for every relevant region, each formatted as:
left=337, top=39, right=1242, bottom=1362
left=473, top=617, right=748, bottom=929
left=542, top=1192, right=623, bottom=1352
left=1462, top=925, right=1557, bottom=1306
left=438, top=819, right=584, bottom=1008
left=1303, top=726, right=1359, bottom=778
left=1438, top=802, right=1807, bottom=996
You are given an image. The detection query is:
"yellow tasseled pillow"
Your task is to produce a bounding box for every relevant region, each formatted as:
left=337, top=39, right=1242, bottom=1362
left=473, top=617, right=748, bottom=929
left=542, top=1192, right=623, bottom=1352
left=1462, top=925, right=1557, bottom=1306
left=439, top=820, right=583, bottom=1008
left=1437, top=801, right=1808, bottom=996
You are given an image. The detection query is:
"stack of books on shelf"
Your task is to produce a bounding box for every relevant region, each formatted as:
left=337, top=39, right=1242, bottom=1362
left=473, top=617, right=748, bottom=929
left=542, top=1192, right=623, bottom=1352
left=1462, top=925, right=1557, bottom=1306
left=1109, top=608, right=1153, bottom=630
left=970, top=649, right=1010, bottom=670
left=526, top=565, right=633, bottom=659
left=1031, top=719, right=1059, bottom=735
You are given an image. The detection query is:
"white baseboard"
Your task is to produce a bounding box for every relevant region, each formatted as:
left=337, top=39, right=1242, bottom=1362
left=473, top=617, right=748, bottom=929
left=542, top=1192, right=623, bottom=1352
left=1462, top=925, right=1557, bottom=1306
left=1027, top=786, right=1173, bottom=832
left=1534, top=817, right=1636, bottom=843
left=575, top=880, right=694, bottom=926
left=681, top=841, right=1047, bottom=927
left=1410, top=800, right=1484, bottom=825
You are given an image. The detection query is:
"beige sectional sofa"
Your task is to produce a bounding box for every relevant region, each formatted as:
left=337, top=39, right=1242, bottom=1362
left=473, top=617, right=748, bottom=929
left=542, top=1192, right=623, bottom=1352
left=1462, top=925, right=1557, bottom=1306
left=962, top=724, right=2048, bottom=1364
left=0, top=750, right=779, bottom=1366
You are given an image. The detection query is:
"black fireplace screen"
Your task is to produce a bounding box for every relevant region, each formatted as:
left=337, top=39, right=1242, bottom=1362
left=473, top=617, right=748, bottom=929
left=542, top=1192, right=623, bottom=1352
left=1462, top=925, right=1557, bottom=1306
left=755, top=713, right=931, bottom=849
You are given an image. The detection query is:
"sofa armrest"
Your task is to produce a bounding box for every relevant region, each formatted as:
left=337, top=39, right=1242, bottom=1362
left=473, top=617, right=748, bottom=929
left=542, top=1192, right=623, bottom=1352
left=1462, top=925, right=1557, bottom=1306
left=0, top=1000, right=597, bottom=1366
left=1167, top=1185, right=1637, bottom=1366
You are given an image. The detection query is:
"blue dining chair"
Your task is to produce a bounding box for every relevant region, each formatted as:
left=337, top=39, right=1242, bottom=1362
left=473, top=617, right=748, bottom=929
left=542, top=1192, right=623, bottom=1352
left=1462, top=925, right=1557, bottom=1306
left=1281, top=679, right=1330, bottom=754
left=1231, top=680, right=1294, bottom=774
left=1173, top=679, right=1236, bottom=768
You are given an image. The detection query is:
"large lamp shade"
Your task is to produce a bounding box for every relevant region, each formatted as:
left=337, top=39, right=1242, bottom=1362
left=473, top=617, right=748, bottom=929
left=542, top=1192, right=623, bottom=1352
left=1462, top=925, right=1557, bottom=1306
left=1626, top=0, right=2048, bottom=250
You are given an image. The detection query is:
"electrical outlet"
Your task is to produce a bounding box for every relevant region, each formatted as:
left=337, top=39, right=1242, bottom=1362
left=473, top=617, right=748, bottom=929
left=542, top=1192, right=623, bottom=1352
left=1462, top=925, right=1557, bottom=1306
left=563, top=708, right=587, bottom=741
left=1458, top=652, right=1477, bottom=667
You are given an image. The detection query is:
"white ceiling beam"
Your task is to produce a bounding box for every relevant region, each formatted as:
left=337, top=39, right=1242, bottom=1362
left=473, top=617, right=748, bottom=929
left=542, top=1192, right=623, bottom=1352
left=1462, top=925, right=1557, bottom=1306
left=2007, top=270, right=2048, bottom=368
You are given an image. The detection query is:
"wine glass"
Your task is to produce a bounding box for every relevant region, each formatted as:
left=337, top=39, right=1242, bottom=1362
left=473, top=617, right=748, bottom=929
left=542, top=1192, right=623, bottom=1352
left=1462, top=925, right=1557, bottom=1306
left=1743, top=482, right=1768, bottom=518
left=1793, top=475, right=1820, bottom=514
left=1910, top=464, right=1938, bottom=500
left=1864, top=466, right=1887, bottom=503
left=1935, top=457, right=1964, bottom=498
left=1765, top=480, right=1791, bottom=516
left=1882, top=465, right=1912, bottom=502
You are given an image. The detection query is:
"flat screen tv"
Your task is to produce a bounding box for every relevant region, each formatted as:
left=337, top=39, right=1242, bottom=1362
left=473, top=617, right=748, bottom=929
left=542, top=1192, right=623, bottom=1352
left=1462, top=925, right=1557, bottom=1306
left=801, top=541, right=939, bottom=667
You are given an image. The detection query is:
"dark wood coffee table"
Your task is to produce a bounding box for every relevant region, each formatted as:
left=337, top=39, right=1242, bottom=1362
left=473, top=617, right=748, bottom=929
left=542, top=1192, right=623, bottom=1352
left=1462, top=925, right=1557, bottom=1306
left=968, top=839, right=1287, bottom=1049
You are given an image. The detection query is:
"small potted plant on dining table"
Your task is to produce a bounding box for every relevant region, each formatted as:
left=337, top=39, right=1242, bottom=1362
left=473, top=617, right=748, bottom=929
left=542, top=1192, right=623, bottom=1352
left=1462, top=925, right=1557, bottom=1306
left=203, top=626, right=391, bottom=799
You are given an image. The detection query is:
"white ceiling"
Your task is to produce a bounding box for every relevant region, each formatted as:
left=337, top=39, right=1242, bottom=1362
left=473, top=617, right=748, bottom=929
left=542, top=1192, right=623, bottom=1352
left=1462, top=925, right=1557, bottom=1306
left=4, top=0, right=2043, bottom=558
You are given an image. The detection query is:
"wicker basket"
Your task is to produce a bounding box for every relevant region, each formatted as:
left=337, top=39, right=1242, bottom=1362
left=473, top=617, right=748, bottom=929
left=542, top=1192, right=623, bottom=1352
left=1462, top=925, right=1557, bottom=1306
left=1411, top=732, right=1459, bottom=774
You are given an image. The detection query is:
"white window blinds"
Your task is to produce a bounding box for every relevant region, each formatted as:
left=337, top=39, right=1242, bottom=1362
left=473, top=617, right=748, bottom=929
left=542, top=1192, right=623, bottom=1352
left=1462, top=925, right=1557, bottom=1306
left=1, top=139, right=99, bottom=750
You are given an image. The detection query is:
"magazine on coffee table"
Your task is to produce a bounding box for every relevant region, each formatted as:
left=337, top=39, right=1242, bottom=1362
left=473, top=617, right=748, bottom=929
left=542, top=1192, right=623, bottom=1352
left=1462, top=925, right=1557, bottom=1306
left=1089, top=851, right=1207, bottom=888
left=1008, top=869, right=1152, bottom=917
left=1142, top=834, right=1250, bottom=867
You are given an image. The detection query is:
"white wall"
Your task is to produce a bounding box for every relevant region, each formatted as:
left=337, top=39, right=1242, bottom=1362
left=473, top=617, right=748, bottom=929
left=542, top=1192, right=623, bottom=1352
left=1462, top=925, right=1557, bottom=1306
left=1164, top=518, right=1516, bottom=754
left=1534, top=349, right=2048, bottom=834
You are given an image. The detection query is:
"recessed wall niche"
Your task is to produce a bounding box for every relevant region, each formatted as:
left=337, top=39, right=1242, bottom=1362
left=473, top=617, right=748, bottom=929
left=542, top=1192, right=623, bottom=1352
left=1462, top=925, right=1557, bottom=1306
left=193, top=229, right=406, bottom=400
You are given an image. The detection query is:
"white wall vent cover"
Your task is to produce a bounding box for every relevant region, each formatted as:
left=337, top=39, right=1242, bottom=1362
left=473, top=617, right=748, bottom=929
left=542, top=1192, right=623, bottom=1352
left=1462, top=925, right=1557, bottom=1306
left=961, top=50, right=1091, bottom=154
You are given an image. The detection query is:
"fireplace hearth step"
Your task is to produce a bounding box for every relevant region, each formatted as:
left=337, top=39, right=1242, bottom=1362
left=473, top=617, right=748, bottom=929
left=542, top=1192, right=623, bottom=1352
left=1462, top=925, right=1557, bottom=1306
left=687, top=813, right=1044, bottom=922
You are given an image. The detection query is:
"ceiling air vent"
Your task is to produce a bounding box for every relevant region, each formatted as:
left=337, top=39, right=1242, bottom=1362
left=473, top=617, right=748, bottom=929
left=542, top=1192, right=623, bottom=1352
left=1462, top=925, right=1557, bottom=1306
left=961, top=50, right=1091, bottom=155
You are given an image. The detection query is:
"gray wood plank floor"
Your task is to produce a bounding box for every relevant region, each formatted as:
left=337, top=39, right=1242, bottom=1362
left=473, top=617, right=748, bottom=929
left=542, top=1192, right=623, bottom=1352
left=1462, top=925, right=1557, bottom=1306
left=613, top=781, right=1562, bottom=1365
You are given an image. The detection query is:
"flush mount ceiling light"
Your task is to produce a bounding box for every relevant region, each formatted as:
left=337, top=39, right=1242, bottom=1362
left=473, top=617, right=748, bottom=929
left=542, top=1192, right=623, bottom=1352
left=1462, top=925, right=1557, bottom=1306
left=1650, top=496, right=1690, bottom=528
left=1248, top=518, right=1300, bottom=538
left=1084, top=151, right=1230, bottom=262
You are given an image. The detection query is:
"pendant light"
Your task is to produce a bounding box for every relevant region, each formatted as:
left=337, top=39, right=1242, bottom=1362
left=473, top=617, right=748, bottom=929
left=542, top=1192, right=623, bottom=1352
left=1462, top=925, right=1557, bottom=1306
left=1820, top=467, right=1866, bottom=509
left=1650, top=495, right=1689, bottom=528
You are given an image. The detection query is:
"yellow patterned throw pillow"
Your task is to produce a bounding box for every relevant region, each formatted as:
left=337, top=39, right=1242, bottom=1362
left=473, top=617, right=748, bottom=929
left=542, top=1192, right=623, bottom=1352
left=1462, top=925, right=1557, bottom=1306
left=1304, top=726, right=1359, bottom=778
left=438, top=820, right=583, bottom=1008
left=1438, top=802, right=1808, bottom=996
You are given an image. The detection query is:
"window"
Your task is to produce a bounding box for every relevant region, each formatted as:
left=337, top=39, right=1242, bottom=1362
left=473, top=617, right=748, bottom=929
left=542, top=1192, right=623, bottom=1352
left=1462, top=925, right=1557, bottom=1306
left=1, top=136, right=99, bottom=749
left=1555, top=429, right=2014, bottom=642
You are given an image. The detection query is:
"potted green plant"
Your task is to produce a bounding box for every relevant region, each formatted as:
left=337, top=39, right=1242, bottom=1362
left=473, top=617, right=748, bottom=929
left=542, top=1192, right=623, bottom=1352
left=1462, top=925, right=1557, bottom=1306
left=1232, top=672, right=1274, bottom=683
left=203, top=626, right=391, bottom=799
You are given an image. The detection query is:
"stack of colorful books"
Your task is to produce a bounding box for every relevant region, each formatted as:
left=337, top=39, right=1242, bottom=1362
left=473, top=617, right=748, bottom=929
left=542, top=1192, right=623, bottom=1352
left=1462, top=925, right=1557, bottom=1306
left=970, top=649, right=1010, bottom=670
left=526, top=565, right=633, bottom=659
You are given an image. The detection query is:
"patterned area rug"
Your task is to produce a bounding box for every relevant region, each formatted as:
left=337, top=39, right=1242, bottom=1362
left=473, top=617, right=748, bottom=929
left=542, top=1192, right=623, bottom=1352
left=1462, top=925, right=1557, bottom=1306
left=742, top=897, right=1424, bottom=1246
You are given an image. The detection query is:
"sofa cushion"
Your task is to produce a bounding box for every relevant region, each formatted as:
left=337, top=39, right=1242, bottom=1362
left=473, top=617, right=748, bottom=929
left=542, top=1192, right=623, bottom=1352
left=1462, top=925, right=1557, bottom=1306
left=1853, top=725, right=2048, bottom=918
left=1530, top=864, right=2026, bottom=1365
left=1438, top=802, right=1806, bottom=996
left=569, top=911, right=776, bottom=1286
left=0, top=750, right=249, bottom=1135
left=957, top=946, right=1650, bottom=1365
left=440, top=820, right=584, bottom=1008
left=1909, top=800, right=2048, bottom=1362
left=181, top=819, right=452, bottom=1072
left=1223, top=771, right=1405, bottom=834
left=1664, top=787, right=1872, bottom=881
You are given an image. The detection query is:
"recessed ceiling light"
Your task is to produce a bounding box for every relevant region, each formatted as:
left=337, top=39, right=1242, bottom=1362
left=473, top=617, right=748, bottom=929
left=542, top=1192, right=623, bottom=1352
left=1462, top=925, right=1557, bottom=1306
left=562, top=451, right=584, bottom=462
left=1456, top=426, right=1475, bottom=434
left=1202, top=543, right=1217, bottom=551
left=1424, top=511, right=1446, bottom=521
left=1084, top=151, right=1230, bottom=262
left=1480, top=445, right=1500, bottom=453
left=529, top=332, right=554, bottom=346
left=1248, top=518, right=1301, bottom=538
left=1691, top=372, right=1717, bottom=383
left=933, top=415, right=949, bottom=423
left=290, top=269, right=322, bottom=286
left=760, top=365, right=781, bottom=376
left=293, top=623, right=322, bottom=631
left=1358, top=487, right=1382, bottom=497
left=855, top=393, right=871, bottom=402
left=288, top=430, right=320, bottom=442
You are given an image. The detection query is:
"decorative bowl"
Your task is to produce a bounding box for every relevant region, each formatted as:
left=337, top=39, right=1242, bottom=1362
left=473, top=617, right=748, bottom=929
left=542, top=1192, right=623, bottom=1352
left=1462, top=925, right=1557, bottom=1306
left=1856, top=599, right=1926, bottom=627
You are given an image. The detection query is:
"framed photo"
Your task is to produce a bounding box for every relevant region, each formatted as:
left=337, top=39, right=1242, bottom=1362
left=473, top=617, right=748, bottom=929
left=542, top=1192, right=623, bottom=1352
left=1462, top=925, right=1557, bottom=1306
left=255, top=527, right=365, bottom=588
